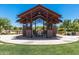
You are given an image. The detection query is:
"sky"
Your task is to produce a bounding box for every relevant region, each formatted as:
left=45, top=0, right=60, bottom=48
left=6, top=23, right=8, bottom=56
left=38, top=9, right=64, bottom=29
left=0, top=4, right=79, bottom=27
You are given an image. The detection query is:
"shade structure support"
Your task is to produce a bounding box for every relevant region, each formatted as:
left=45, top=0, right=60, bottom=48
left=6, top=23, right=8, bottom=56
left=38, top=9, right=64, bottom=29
left=23, top=24, right=26, bottom=36
left=17, top=5, right=62, bottom=38
left=30, top=22, right=32, bottom=38
left=43, top=20, right=45, bottom=37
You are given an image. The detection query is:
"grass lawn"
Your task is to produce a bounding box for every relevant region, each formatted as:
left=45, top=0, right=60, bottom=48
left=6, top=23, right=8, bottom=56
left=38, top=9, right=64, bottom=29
left=0, top=41, right=79, bottom=55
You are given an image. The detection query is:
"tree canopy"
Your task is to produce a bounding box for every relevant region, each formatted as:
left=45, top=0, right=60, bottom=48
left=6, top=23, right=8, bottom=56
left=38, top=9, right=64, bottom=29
left=0, top=17, right=12, bottom=33
left=59, top=19, right=79, bottom=32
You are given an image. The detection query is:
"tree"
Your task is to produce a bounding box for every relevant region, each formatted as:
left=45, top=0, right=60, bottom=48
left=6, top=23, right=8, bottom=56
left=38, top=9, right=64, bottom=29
left=58, top=19, right=79, bottom=35
left=0, top=17, right=11, bottom=34
left=72, top=19, right=79, bottom=32
left=59, top=19, right=72, bottom=33
left=13, top=26, right=22, bottom=34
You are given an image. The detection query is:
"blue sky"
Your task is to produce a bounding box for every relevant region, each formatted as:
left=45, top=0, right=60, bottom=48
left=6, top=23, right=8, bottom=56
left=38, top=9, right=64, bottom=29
left=0, top=4, right=79, bottom=27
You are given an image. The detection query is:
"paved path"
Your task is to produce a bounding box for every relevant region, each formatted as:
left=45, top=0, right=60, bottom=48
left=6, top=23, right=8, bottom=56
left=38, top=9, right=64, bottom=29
left=0, top=34, right=79, bottom=45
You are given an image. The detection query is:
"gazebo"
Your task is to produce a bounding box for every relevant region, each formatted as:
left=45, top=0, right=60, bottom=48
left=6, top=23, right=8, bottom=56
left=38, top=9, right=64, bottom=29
left=17, top=4, right=62, bottom=38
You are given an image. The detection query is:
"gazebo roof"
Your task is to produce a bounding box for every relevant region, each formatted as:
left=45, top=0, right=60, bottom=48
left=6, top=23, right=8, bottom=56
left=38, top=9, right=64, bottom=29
left=18, top=4, right=61, bottom=17
left=17, top=4, right=62, bottom=24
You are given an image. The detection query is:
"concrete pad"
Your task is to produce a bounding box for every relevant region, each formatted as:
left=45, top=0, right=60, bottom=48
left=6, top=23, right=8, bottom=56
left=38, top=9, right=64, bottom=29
left=0, top=34, right=79, bottom=45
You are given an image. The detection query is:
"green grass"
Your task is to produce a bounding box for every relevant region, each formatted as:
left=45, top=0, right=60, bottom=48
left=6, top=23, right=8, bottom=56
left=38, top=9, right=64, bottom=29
left=0, top=41, right=79, bottom=55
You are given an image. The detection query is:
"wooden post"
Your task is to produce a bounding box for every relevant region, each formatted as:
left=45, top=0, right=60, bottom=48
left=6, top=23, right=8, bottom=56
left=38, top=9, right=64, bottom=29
left=43, top=20, right=44, bottom=37
left=23, top=24, right=26, bottom=36
left=51, top=24, right=52, bottom=30
left=46, top=12, right=48, bottom=38
left=30, top=23, right=32, bottom=38
left=43, top=20, right=44, bottom=30
left=31, top=11, right=32, bottom=38
left=35, top=20, right=36, bottom=32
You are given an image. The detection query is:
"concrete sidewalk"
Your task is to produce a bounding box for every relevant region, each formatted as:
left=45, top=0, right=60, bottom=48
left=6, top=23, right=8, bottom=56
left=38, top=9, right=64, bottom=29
left=0, top=35, right=79, bottom=45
